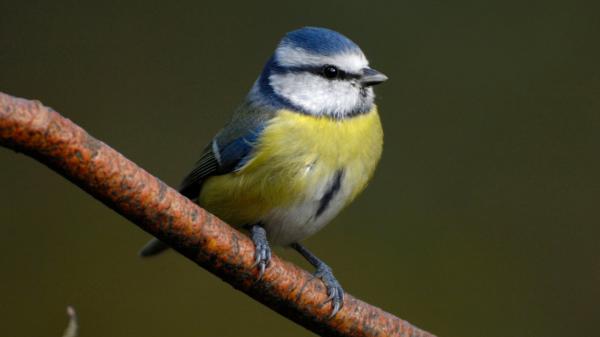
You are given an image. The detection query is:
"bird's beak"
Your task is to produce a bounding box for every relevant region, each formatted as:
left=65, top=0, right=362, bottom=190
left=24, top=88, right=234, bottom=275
left=360, top=68, right=388, bottom=86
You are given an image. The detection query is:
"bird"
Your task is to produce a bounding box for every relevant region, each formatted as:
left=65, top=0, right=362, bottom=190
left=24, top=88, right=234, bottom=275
left=139, top=26, right=387, bottom=317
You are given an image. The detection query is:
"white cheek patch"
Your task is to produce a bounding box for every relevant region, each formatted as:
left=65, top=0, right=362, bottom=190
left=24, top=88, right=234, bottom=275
left=269, top=72, right=371, bottom=117
left=275, top=45, right=368, bottom=74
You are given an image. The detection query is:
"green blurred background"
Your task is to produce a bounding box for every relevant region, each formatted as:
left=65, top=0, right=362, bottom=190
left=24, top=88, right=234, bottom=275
left=1, top=1, right=599, bottom=336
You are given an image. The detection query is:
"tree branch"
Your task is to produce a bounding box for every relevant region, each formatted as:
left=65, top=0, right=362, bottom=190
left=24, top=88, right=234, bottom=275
left=0, top=92, right=436, bottom=337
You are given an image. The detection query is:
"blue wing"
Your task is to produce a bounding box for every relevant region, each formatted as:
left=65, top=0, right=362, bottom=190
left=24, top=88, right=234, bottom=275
left=216, top=125, right=266, bottom=172
left=178, top=102, right=274, bottom=199
left=178, top=126, right=265, bottom=199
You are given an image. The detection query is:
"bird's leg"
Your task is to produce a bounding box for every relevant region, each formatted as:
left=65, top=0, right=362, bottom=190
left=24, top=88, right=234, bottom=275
left=291, top=242, right=344, bottom=317
left=250, top=224, right=271, bottom=279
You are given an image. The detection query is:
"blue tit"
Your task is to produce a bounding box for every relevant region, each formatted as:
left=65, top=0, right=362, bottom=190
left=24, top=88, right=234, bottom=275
left=140, top=26, right=388, bottom=316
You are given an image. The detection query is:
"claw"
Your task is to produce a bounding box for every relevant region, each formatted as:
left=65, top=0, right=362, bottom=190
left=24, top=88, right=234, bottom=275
left=314, top=264, right=344, bottom=318
left=329, top=301, right=341, bottom=319
left=251, top=225, right=272, bottom=280
left=258, top=261, right=266, bottom=279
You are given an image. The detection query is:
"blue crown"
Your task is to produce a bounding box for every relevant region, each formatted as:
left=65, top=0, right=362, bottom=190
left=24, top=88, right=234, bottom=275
left=279, top=27, right=361, bottom=55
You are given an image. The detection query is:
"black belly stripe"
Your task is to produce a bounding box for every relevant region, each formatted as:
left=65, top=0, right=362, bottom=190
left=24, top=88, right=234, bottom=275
left=315, top=169, right=344, bottom=218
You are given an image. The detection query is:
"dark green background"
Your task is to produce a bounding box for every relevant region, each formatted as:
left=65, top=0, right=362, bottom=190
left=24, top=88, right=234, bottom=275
left=1, top=1, right=598, bottom=336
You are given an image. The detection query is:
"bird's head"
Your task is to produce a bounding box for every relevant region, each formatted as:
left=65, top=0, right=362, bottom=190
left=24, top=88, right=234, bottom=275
left=251, top=27, right=388, bottom=119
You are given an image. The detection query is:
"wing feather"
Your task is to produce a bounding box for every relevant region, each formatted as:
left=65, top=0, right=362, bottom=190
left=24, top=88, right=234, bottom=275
left=178, top=102, right=275, bottom=200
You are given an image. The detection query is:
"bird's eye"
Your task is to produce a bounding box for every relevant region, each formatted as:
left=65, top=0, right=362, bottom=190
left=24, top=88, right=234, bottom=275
left=321, top=65, right=339, bottom=79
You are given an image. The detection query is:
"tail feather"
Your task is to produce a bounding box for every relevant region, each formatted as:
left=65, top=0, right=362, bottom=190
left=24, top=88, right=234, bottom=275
left=139, top=238, right=170, bottom=257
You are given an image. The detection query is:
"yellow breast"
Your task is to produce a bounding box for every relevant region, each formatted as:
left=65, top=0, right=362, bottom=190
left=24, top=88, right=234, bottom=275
left=198, top=107, right=383, bottom=234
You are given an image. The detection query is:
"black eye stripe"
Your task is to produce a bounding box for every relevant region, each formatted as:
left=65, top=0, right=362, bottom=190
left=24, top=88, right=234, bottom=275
left=277, top=65, right=361, bottom=81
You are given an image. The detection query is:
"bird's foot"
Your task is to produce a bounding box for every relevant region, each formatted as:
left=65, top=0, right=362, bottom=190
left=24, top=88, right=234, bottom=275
left=250, top=225, right=271, bottom=279
left=291, top=242, right=345, bottom=318
left=314, top=262, right=344, bottom=318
